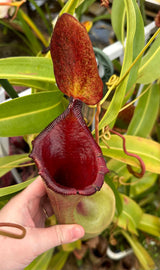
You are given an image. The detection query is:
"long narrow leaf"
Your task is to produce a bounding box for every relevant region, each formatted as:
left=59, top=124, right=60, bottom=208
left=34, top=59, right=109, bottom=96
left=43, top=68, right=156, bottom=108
left=59, top=0, right=81, bottom=16
left=107, top=159, right=131, bottom=181
left=100, top=135, right=160, bottom=174
left=0, top=177, right=34, bottom=197
left=0, top=20, right=34, bottom=55
left=99, top=0, right=144, bottom=130
left=48, top=250, right=70, bottom=270
left=0, top=57, right=55, bottom=83
left=122, top=231, right=155, bottom=270
left=105, top=174, right=123, bottom=216
left=130, top=172, right=158, bottom=197
left=116, top=194, right=143, bottom=235
left=0, top=154, right=31, bottom=177
left=111, top=0, right=125, bottom=43
left=28, top=0, right=51, bottom=35
left=0, top=91, right=64, bottom=136
left=24, top=249, right=53, bottom=270
left=127, top=84, right=160, bottom=137
left=9, top=79, right=58, bottom=92
left=138, top=213, right=160, bottom=237
left=137, top=31, right=160, bottom=84
left=17, top=10, right=42, bottom=54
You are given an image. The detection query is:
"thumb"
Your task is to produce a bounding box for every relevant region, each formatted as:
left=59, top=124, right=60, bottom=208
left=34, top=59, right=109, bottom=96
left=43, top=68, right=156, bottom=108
left=27, top=224, right=85, bottom=258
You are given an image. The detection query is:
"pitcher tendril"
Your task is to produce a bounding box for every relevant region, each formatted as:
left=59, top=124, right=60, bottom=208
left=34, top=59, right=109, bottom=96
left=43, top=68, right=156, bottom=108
left=110, top=129, right=145, bottom=178
left=100, top=127, right=145, bottom=178
left=0, top=222, right=26, bottom=239
left=0, top=0, right=26, bottom=20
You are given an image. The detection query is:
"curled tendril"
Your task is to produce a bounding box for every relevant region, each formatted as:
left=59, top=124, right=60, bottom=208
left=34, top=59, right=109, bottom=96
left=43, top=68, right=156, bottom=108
left=113, top=175, right=141, bottom=186
left=106, top=74, right=119, bottom=88
left=99, top=126, right=111, bottom=149
left=0, top=0, right=26, bottom=20
left=109, top=129, right=145, bottom=178
left=0, top=222, right=26, bottom=239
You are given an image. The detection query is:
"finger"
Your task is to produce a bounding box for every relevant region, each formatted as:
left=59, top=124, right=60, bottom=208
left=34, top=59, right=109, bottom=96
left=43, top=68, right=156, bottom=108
left=27, top=224, right=85, bottom=258
left=21, top=176, right=46, bottom=201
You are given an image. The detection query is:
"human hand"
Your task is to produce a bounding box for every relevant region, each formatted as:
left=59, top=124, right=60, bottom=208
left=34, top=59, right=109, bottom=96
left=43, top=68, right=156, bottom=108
left=0, top=176, right=84, bottom=270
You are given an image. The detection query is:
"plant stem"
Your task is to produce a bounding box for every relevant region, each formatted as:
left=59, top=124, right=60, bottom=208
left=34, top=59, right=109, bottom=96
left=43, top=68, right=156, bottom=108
left=0, top=79, right=18, bottom=99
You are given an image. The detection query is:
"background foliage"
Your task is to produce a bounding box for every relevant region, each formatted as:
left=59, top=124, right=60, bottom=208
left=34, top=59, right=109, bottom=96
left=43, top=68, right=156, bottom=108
left=0, top=0, right=160, bottom=269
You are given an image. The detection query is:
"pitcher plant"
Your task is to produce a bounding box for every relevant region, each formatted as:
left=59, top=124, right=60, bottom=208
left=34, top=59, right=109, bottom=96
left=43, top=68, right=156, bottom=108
left=30, top=13, right=115, bottom=239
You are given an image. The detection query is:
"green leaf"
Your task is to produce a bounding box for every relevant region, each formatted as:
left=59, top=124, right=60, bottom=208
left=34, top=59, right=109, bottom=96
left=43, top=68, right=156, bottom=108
left=138, top=213, right=160, bottom=237
left=0, top=57, right=55, bottom=85
left=0, top=177, right=34, bottom=197
left=137, top=32, right=160, bottom=84
left=127, top=84, right=160, bottom=137
left=122, top=231, right=155, bottom=270
left=0, top=91, right=64, bottom=136
left=0, top=154, right=31, bottom=177
left=111, top=0, right=125, bottom=43
left=116, top=194, right=143, bottom=234
left=10, top=79, right=58, bottom=92
left=48, top=250, right=70, bottom=270
left=28, top=0, right=51, bottom=35
left=130, top=172, right=158, bottom=197
left=100, top=135, right=160, bottom=174
left=0, top=178, right=35, bottom=210
left=99, top=0, right=144, bottom=129
left=76, top=0, right=96, bottom=19
left=62, top=239, right=81, bottom=252
left=105, top=174, right=123, bottom=216
left=0, top=20, right=33, bottom=55
left=59, top=0, right=81, bottom=16
left=17, top=10, right=42, bottom=54
left=24, top=249, right=53, bottom=270
left=107, top=159, right=131, bottom=181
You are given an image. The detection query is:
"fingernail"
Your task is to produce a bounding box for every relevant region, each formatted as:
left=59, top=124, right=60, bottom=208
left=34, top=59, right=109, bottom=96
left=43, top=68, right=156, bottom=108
left=71, top=226, right=85, bottom=241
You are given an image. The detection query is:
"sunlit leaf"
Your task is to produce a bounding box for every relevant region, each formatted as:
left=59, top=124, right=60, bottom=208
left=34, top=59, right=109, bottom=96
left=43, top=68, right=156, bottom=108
left=138, top=213, right=160, bottom=237
left=0, top=57, right=55, bottom=86
left=10, top=79, right=58, bottom=92
left=137, top=32, right=160, bottom=84
left=59, top=0, right=81, bottom=15
left=0, top=91, right=64, bottom=136
left=99, top=0, right=144, bottom=129
left=107, top=159, right=131, bottom=181
left=127, top=84, right=160, bottom=137
left=0, top=178, right=34, bottom=197
left=48, top=250, right=70, bottom=270
left=111, top=0, right=125, bottom=43
left=0, top=154, right=31, bottom=177
left=101, top=135, right=160, bottom=174
left=0, top=178, right=35, bottom=209
left=17, top=10, right=42, bottom=54
left=122, top=231, right=155, bottom=270
left=116, top=194, right=143, bottom=234
left=62, top=239, right=81, bottom=251
left=76, top=0, right=96, bottom=19
left=105, top=174, right=123, bottom=216
left=130, top=172, right=158, bottom=197
left=24, top=249, right=53, bottom=270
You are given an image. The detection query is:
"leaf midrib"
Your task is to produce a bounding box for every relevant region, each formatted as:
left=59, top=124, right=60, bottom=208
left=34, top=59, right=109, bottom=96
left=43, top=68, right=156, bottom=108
left=0, top=101, right=61, bottom=122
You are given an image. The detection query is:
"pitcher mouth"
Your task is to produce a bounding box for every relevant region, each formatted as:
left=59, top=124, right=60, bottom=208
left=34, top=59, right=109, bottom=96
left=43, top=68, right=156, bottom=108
left=30, top=99, right=109, bottom=196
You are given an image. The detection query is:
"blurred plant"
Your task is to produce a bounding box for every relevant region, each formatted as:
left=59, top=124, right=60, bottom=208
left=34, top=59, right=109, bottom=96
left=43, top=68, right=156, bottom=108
left=0, top=0, right=25, bottom=19
left=0, top=0, right=160, bottom=269
left=0, top=0, right=51, bottom=56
